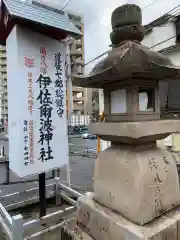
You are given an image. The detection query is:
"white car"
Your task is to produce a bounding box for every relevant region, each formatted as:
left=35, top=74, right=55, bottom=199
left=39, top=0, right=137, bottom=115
left=81, top=133, right=90, bottom=139
left=81, top=133, right=97, bottom=140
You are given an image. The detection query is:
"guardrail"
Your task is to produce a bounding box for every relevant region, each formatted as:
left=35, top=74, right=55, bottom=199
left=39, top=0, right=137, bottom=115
left=0, top=177, right=84, bottom=239
left=69, top=144, right=97, bottom=158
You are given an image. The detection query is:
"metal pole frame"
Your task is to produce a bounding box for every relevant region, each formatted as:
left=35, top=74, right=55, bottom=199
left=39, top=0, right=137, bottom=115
left=11, top=214, right=23, bottom=240
left=39, top=172, right=46, bottom=217
left=0, top=178, right=84, bottom=239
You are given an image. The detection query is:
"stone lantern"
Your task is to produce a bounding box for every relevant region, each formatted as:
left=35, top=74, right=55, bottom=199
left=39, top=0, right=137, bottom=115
left=65, top=4, right=180, bottom=240
left=104, top=73, right=160, bottom=122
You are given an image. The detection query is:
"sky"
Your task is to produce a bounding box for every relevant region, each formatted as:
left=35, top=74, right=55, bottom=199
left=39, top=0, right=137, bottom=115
left=42, top=0, right=179, bottom=63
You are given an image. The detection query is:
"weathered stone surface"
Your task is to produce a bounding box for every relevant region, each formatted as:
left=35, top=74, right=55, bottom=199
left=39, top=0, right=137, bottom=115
left=88, top=120, right=180, bottom=143
left=111, top=4, right=142, bottom=30
left=64, top=218, right=94, bottom=240
left=110, top=4, right=144, bottom=45
left=71, top=194, right=180, bottom=240
left=110, top=24, right=145, bottom=44
left=94, top=144, right=180, bottom=225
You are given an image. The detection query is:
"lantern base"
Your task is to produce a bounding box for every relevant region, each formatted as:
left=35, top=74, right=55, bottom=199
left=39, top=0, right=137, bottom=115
left=64, top=193, right=180, bottom=240
left=94, top=143, right=180, bottom=225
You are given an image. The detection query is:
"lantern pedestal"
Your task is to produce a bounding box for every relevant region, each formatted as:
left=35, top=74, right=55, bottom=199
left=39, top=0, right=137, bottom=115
left=65, top=193, right=180, bottom=240
left=91, top=120, right=180, bottom=226
left=94, top=143, right=180, bottom=225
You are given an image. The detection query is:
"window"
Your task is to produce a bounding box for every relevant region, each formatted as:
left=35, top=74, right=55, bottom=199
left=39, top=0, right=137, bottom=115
left=0, top=146, right=4, bottom=157
left=160, top=80, right=180, bottom=111
left=77, top=92, right=82, bottom=98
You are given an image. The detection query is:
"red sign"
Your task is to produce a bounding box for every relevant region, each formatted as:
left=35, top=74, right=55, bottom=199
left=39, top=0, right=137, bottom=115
left=28, top=72, right=33, bottom=115
left=24, top=57, right=34, bottom=68
left=40, top=47, right=47, bottom=74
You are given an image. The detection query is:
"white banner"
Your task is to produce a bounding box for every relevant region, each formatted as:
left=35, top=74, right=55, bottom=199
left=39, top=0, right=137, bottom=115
left=7, top=25, right=68, bottom=178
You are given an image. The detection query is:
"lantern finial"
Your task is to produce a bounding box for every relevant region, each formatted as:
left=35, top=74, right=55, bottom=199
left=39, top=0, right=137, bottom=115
left=110, top=4, right=145, bottom=46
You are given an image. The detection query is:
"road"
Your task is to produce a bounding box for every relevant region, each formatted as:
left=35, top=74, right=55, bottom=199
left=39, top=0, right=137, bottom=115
left=0, top=137, right=97, bottom=206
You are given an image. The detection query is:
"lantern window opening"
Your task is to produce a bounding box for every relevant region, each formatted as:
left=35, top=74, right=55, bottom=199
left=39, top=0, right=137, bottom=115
left=138, top=87, right=155, bottom=112
left=110, top=88, right=127, bottom=114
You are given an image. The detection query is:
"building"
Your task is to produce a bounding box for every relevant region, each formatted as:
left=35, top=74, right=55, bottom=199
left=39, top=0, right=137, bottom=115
left=66, top=12, right=92, bottom=115
left=142, top=12, right=180, bottom=152
left=0, top=0, right=92, bottom=123
left=142, top=13, right=180, bottom=113
left=84, top=53, right=110, bottom=120
left=0, top=45, right=7, bottom=122
left=143, top=13, right=180, bottom=61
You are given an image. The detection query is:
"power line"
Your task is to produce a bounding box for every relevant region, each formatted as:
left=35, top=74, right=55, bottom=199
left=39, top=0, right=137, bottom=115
left=149, top=35, right=176, bottom=49
left=60, top=0, right=72, bottom=11
left=145, top=5, right=180, bottom=31
left=84, top=5, right=180, bottom=67
left=143, top=0, right=162, bottom=11
left=84, top=35, right=177, bottom=67
left=84, top=49, right=111, bottom=67
left=144, top=6, right=180, bottom=48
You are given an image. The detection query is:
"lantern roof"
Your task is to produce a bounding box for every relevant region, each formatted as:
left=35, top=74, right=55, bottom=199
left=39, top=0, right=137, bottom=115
left=0, top=0, right=82, bottom=45
left=73, top=41, right=180, bottom=89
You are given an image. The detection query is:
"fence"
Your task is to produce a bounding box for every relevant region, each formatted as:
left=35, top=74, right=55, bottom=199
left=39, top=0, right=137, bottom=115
left=69, top=143, right=97, bottom=159
left=0, top=144, right=97, bottom=186
left=0, top=177, right=83, bottom=240
left=68, top=115, right=91, bottom=127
